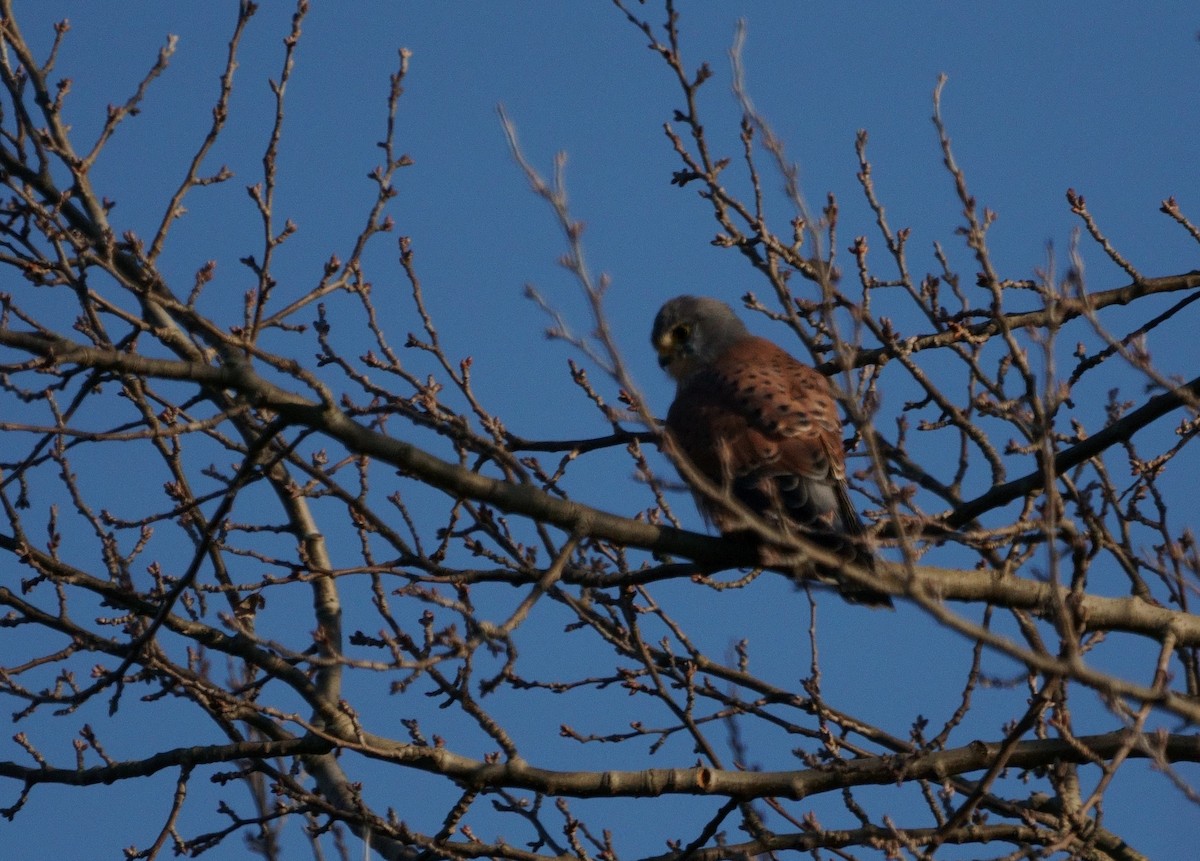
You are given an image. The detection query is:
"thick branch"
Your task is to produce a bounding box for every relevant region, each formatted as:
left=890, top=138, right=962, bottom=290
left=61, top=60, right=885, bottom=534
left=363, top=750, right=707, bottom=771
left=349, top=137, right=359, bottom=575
left=948, top=373, right=1200, bottom=528
left=6, top=330, right=1200, bottom=652
left=0, top=737, right=330, bottom=787
left=337, top=729, right=1199, bottom=802
left=821, top=272, right=1200, bottom=373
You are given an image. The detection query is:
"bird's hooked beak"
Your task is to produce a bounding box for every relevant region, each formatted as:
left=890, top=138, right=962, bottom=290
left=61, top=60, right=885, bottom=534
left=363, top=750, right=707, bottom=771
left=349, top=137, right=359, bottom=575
left=655, top=343, right=673, bottom=369
left=652, top=313, right=696, bottom=380
left=653, top=332, right=678, bottom=370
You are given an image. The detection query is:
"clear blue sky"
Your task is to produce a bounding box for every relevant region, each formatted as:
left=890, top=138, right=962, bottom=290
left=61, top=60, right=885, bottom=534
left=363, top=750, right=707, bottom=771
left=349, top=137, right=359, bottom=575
left=5, top=2, right=1199, bottom=858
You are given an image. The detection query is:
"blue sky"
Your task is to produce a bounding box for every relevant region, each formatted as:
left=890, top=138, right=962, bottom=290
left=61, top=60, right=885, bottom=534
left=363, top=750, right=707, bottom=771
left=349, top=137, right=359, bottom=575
left=5, top=2, right=1200, bottom=858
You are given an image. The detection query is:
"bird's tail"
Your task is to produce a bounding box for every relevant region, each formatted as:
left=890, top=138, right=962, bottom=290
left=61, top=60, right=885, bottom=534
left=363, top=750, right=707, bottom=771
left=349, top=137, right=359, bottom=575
left=826, top=482, right=892, bottom=607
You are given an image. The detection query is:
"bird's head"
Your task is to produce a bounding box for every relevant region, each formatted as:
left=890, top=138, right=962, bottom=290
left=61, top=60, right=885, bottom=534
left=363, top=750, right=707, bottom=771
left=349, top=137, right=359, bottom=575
left=651, top=295, right=749, bottom=383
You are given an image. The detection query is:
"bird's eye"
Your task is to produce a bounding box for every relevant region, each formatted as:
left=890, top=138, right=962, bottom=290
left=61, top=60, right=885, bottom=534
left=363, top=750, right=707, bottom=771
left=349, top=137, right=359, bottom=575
left=672, top=324, right=690, bottom=343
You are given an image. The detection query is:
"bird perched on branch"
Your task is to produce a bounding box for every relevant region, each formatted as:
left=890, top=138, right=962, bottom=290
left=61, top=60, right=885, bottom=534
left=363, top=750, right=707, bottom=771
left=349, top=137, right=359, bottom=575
left=651, top=295, right=890, bottom=607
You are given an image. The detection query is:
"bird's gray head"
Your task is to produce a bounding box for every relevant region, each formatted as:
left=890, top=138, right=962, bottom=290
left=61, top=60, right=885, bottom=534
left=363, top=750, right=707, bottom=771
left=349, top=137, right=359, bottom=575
left=651, top=295, right=749, bottom=383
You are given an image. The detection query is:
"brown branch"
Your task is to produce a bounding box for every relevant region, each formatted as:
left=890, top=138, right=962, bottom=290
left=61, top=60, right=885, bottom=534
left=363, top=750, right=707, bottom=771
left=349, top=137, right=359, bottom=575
left=817, top=270, right=1200, bottom=374
left=7, top=328, right=1200, bottom=654
left=330, top=728, right=1199, bottom=802
left=0, top=737, right=329, bottom=790
left=947, top=373, right=1200, bottom=528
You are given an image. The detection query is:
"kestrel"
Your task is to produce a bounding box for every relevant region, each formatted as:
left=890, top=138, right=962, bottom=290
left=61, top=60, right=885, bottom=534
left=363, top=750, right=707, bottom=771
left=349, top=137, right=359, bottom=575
left=651, top=295, right=890, bottom=606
